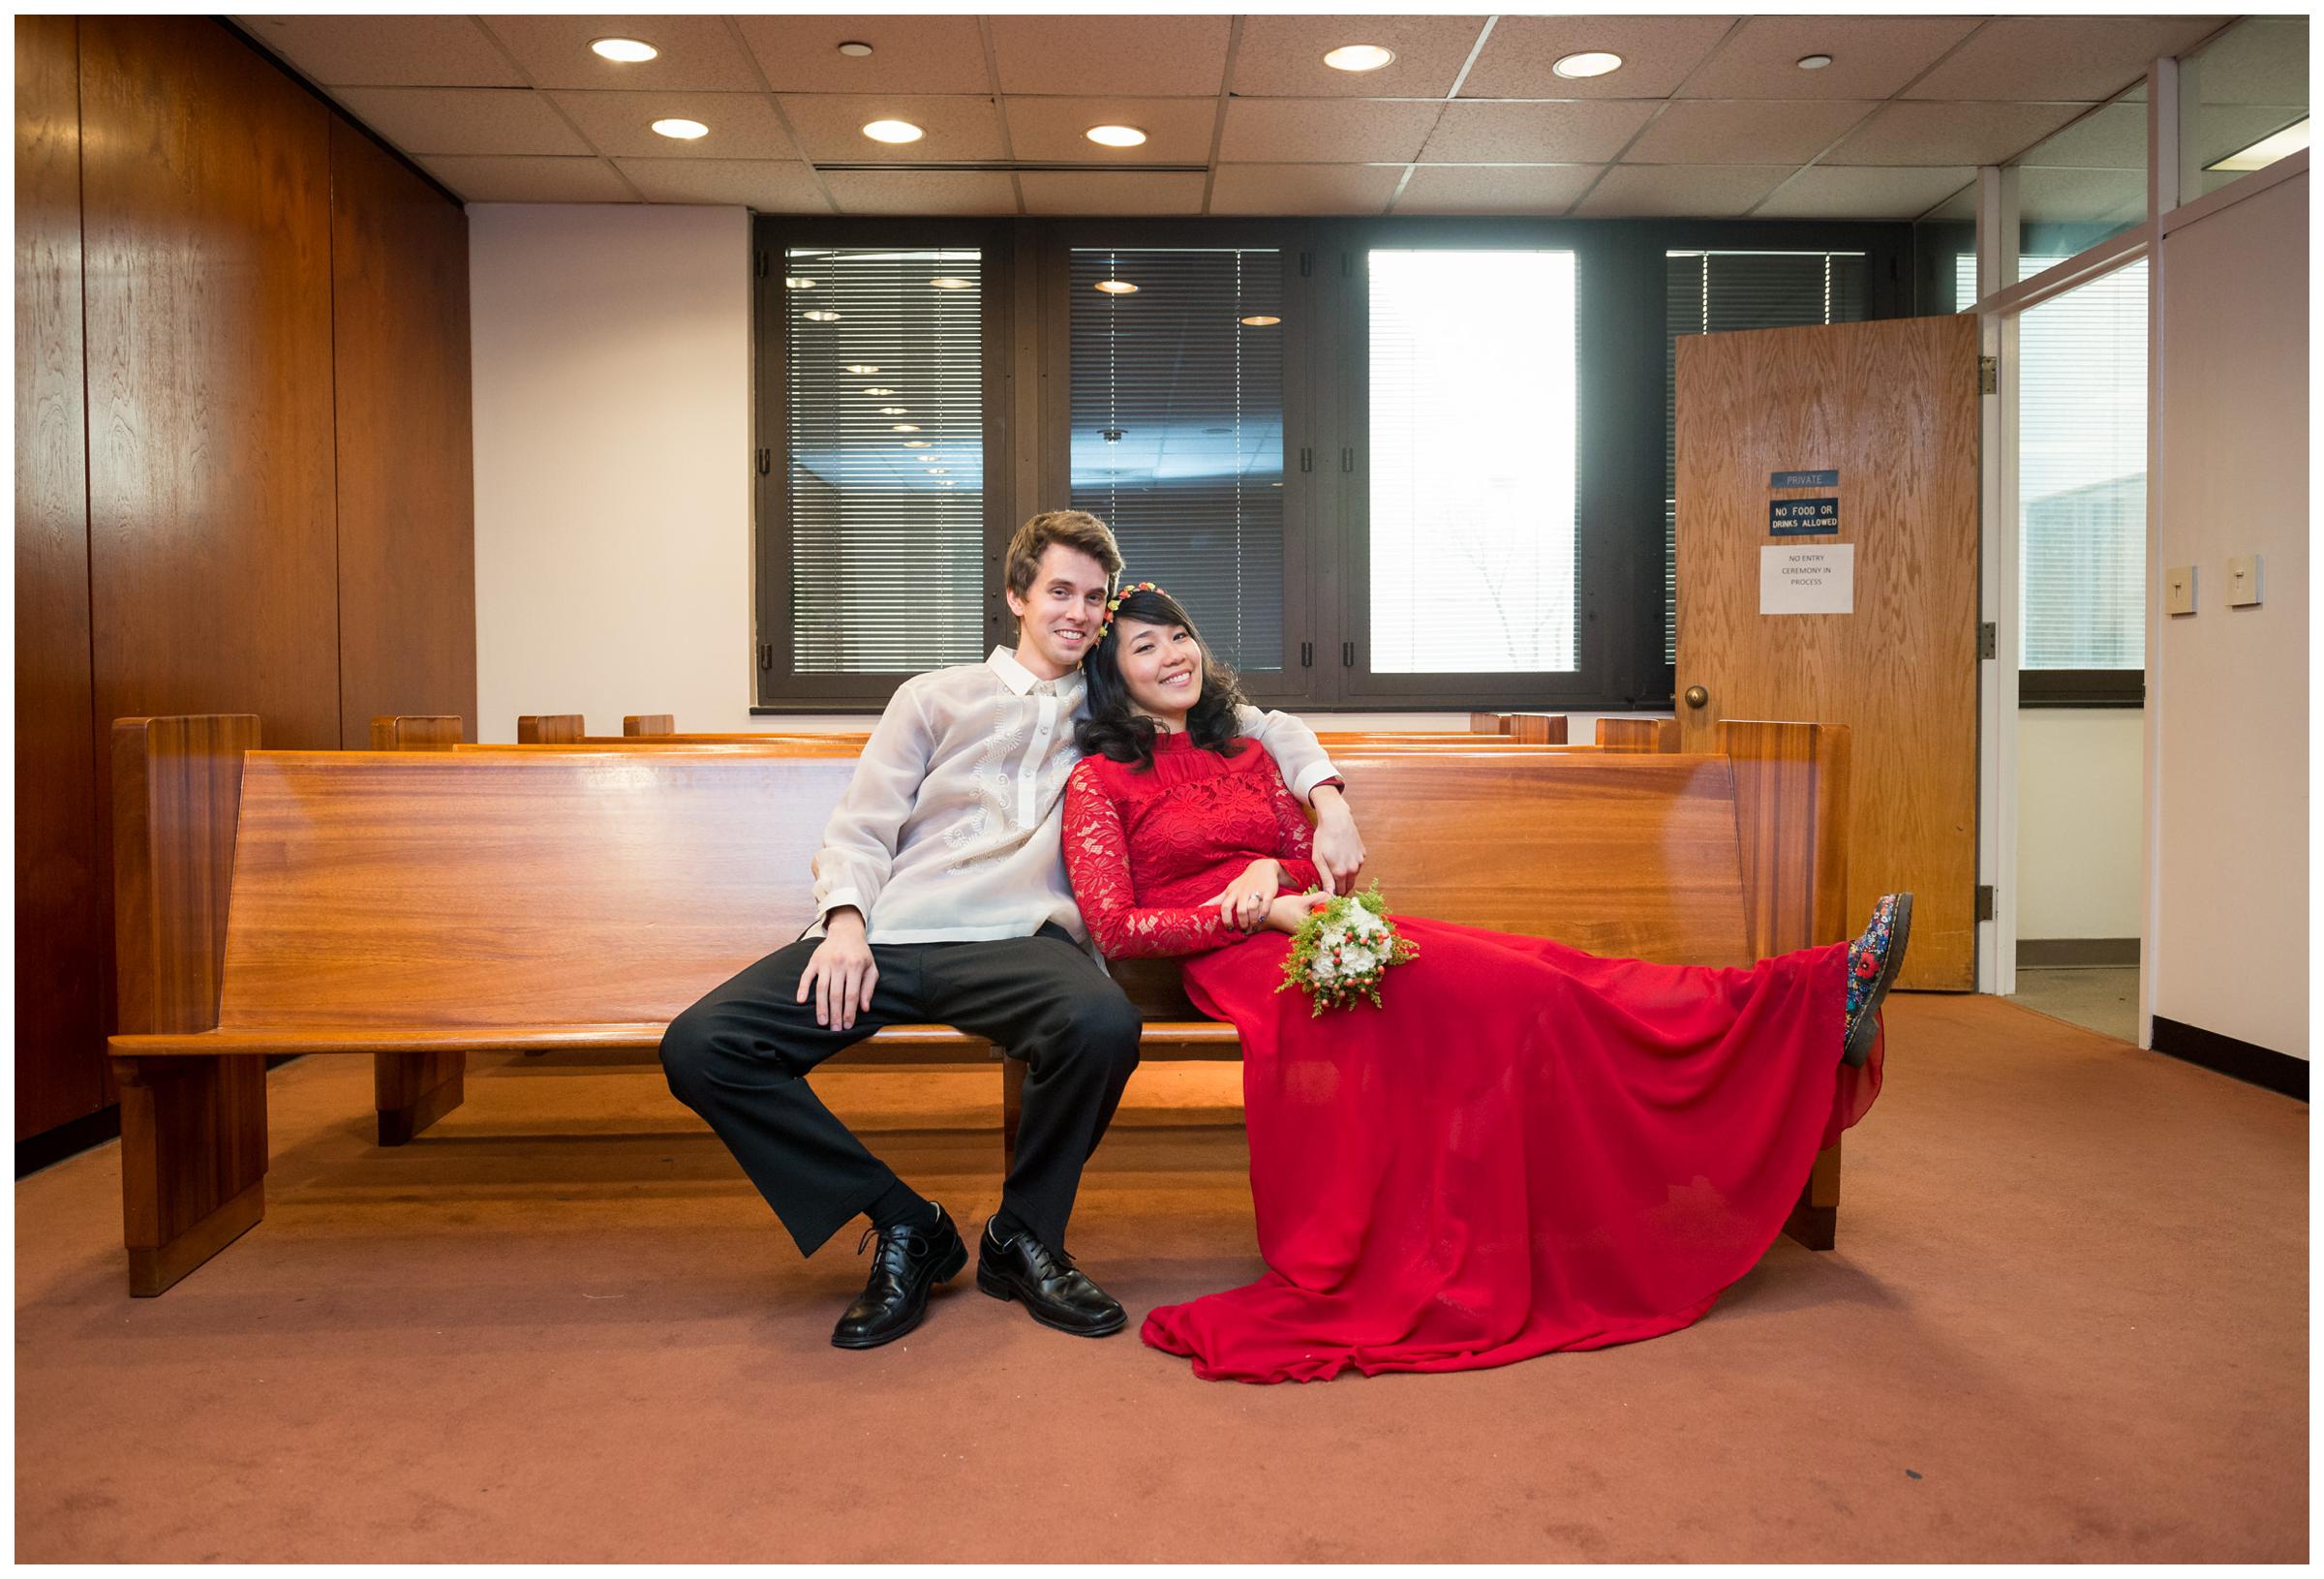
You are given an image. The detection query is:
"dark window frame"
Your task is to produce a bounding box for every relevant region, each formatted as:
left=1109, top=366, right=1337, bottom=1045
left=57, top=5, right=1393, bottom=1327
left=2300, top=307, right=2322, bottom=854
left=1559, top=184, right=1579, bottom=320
left=2021, top=668, right=2146, bottom=707
left=751, top=213, right=1914, bottom=715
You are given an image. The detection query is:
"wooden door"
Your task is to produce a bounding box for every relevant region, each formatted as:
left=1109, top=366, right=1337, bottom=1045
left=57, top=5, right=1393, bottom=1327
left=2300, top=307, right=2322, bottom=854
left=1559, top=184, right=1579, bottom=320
left=1675, top=315, right=1980, bottom=989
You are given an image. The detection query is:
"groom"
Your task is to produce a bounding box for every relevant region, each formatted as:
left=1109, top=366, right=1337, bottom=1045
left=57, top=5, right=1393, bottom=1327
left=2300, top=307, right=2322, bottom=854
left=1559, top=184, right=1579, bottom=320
left=659, top=510, right=1363, bottom=1349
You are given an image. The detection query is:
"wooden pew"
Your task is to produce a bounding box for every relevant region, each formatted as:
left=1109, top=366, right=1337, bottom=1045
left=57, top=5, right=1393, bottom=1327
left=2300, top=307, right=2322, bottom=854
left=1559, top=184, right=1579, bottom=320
left=108, top=715, right=1853, bottom=1294
left=370, top=714, right=465, bottom=750
left=1505, top=712, right=1570, bottom=744
left=1597, top=717, right=1682, bottom=753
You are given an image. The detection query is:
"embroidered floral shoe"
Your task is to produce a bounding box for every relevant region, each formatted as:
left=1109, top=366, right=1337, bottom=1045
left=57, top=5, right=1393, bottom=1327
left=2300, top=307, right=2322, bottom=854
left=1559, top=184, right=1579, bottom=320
left=1843, top=892, right=1913, bottom=1069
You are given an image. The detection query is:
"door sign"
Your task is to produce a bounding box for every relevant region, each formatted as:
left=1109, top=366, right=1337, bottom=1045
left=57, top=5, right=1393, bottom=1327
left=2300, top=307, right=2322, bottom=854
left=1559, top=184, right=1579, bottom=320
left=1770, top=469, right=1840, bottom=488
left=1759, top=542, right=1855, bottom=616
left=1769, top=496, right=1841, bottom=535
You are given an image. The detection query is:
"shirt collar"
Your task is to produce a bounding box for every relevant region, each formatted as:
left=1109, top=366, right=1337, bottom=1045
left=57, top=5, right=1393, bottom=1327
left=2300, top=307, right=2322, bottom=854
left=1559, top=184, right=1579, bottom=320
left=989, top=646, right=1082, bottom=700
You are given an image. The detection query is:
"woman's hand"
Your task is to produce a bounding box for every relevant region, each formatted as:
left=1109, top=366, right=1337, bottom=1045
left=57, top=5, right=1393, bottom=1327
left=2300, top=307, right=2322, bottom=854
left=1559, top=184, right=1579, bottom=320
left=1211, top=859, right=1283, bottom=932
left=1265, top=891, right=1329, bottom=934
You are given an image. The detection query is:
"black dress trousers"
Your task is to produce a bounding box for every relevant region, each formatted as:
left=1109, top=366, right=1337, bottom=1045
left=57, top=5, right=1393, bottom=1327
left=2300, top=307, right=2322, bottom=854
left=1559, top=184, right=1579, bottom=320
left=658, top=924, right=1143, bottom=1257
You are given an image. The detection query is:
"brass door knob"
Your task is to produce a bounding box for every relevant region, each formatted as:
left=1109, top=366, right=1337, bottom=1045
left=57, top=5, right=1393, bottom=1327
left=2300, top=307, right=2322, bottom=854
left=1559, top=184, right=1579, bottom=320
left=1683, top=685, right=1708, bottom=710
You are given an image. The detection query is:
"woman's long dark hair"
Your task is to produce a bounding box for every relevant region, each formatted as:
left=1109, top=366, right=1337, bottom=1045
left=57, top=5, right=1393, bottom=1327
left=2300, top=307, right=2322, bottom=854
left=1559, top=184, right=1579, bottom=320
left=1076, top=585, right=1250, bottom=770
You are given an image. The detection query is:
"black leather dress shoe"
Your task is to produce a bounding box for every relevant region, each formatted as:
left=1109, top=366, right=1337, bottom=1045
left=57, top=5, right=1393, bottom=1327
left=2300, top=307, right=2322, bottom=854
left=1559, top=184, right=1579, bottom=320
left=831, top=1203, right=967, bottom=1351
left=975, top=1218, right=1126, bottom=1338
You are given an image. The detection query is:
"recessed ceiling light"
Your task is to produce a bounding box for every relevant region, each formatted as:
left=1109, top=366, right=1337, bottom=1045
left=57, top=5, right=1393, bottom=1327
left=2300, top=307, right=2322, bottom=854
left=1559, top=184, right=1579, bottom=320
left=1094, top=279, right=1138, bottom=294
left=837, top=41, right=873, bottom=58
left=2209, top=115, right=2310, bottom=170
left=877, top=406, right=909, bottom=415
left=652, top=118, right=709, bottom=140
left=592, top=38, right=657, bottom=64
left=802, top=310, right=841, bottom=322
left=1552, top=51, right=1623, bottom=78
left=1240, top=315, right=1281, bottom=326
left=1086, top=125, right=1147, bottom=148
left=783, top=277, right=815, bottom=290
left=892, top=424, right=921, bottom=432
left=1796, top=53, right=1834, bottom=71
left=929, top=277, right=972, bottom=289
left=862, top=119, right=924, bottom=144
left=1323, top=45, right=1395, bottom=73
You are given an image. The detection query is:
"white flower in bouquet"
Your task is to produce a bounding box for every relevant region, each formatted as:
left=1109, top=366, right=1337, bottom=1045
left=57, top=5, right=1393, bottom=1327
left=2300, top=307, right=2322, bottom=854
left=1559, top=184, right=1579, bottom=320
left=1276, top=882, right=1421, bottom=1016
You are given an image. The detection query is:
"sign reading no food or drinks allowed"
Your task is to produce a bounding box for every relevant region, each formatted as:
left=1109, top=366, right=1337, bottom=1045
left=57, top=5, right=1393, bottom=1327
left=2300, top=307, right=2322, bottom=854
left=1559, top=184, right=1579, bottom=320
left=1769, top=497, right=1840, bottom=535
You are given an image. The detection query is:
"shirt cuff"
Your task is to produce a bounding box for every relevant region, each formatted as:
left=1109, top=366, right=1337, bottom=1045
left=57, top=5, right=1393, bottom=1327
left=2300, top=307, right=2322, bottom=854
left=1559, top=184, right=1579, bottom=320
left=1291, top=761, right=1344, bottom=804
left=817, top=889, right=869, bottom=926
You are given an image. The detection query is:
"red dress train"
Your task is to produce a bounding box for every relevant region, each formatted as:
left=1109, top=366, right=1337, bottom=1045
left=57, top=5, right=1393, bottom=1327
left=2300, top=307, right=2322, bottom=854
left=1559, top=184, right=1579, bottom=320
left=1062, top=733, right=1882, bottom=1384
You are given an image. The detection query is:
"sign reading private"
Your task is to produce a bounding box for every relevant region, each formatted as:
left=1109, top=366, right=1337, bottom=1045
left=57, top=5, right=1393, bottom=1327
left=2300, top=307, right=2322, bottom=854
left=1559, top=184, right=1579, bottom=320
left=1770, top=469, right=1840, bottom=488
left=1769, top=496, right=1840, bottom=535
left=1760, top=542, right=1855, bottom=616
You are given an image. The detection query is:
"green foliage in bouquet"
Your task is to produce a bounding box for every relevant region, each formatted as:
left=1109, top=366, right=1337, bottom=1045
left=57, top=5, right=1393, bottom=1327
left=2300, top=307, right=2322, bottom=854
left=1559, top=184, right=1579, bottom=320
left=1275, top=882, right=1422, bottom=1017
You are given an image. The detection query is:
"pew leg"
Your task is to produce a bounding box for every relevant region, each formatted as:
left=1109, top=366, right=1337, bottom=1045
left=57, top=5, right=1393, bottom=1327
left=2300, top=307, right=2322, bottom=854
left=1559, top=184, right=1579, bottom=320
left=1000, top=1051, right=1025, bottom=1170
left=1783, top=1139, right=1842, bottom=1252
left=112, top=1054, right=268, bottom=1296
left=375, top=1050, right=466, bottom=1145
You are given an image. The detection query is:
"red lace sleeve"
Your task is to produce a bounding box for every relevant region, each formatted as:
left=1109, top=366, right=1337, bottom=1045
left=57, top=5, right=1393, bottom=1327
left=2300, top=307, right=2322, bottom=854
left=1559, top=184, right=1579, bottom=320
left=1258, top=754, right=1323, bottom=894
left=1063, top=762, right=1233, bottom=958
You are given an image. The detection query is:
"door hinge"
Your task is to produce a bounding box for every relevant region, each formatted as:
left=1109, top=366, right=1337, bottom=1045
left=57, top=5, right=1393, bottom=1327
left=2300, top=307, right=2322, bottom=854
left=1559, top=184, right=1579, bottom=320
left=757, top=642, right=774, bottom=672
left=1299, top=251, right=1313, bottom=278
left=1978, top=621, right=1997, bottom=660
left=1299, top=445, right=1313, bottom=473
left=1975, top=884, right=1996, bottom=923
left=1341, top=641, right=1355, bottom=667
left=1978, top=355, right=1999, bottom=395
left=1340, top=446, right=1354, bottom=472
left=1300, top=641, right=1313, bottom=669
left=755, top=447, right=772, bottom=476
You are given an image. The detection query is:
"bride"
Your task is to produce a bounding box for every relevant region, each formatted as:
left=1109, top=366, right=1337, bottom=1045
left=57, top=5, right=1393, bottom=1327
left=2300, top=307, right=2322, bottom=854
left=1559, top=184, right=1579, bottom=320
left=1061, top=582, right=1908, bottom=1384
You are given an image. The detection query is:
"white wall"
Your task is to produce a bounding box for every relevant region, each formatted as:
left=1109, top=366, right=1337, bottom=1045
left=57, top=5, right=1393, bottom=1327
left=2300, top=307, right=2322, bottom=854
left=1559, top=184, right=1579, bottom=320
left=2149, top=168, right=2309, bottom=1055
left=2016, top=710, right=2144, bottom=940
left=470, top=204, right=759, bottom=741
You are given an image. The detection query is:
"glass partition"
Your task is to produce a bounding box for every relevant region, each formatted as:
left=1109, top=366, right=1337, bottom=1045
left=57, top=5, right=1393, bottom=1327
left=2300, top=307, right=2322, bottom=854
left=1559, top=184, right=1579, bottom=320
left=2018, top=82, right=2149, bottom=263
left=2186, top=15, right=2309, bottom=199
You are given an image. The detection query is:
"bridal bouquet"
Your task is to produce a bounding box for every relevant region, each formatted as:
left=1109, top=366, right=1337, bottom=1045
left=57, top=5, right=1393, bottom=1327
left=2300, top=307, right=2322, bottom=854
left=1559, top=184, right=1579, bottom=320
left=1275, top=883, right=1420, bottom=1017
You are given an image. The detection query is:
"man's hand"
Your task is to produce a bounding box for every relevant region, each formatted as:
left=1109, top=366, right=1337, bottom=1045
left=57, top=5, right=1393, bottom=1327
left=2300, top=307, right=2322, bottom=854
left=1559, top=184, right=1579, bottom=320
left=1211, top=859, right=1283, bottom=933
left=1265, top=891, right=1330, bottom=934
left=797, top=907, right=877, bottom=1031
left=1308, top=785, right=1366, bottom=896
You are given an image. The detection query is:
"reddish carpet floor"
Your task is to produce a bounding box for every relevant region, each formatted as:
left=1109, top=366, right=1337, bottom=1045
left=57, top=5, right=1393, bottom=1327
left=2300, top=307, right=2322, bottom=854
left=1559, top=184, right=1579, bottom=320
left=15, top=994, right=2309, bottom=1563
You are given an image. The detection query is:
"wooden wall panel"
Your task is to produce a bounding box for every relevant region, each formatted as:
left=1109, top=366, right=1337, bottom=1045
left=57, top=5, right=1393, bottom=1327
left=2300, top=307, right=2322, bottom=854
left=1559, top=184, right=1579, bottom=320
left=330, top=119, right=477, bottom=746
left=14, top=15, right=106, bottom=1139
left=79, top=15, right=341, bottom=752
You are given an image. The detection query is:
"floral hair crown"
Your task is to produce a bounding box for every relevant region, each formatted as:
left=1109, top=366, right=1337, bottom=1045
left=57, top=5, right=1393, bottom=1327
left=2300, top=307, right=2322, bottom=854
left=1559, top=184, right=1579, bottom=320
left=1100, top=581, right=1163, bottom=632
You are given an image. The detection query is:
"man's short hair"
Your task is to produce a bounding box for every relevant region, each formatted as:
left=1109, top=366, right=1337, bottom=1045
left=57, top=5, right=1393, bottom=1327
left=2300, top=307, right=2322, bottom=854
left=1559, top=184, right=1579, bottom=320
left=1004, top=510, right=1123, bottom=598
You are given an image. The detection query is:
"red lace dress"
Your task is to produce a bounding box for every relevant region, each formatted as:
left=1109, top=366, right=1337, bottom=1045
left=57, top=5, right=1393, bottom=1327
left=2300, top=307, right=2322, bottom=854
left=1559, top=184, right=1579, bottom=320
left=1063, top=732, right=1883, bottom=1384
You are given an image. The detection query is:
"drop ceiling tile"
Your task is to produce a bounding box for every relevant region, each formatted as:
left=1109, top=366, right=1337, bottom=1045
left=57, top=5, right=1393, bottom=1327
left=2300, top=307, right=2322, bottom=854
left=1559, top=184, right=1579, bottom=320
left=1419, top=100, right=1658, bottom=164
left=1624, top=100, right=1876, bottom=166
left=778, top=94, right=1008, bottom=164
left=416, top=155, right=632, bottom=203
left=1003, top=98, right=1219, bottom=165
left=1905, top=16, right=2229, bottom=103
left=989, top=15, right=1232, bottom=97
left=737, top=15, right=993, bottom=94
left=1751, top=165, right=1976, bottom=220
left=1229, top=15, right=1488, bottom=99
left=1923, top=179, right=1980, bottom=224
left=1221, top=99, right=1445, bottom=165
left=821, top=168, right=1020, bottom=215
left=2185, top=17, right=2309, bottom=107
left=480, top=15, right=760, bottom=92
left=1573, top=163, right=1794, bottom=217
left=1678, top=16, right=1981, bottom=101
left=328, top=87, right=589, bottom=157
left=549, top=91, right=799, bottom=161
left=1459, top=15, right=1738, bottom=99
left=1209, top=164, right=1403, bottom=215
left=236, top=15, right=523, bottom=87
left=1394, top=164, right=1600, bottom=214
left=1826, top=100, right=2092, bottom=167
left=613, top=158, right=832, bottom=211
left=2017, top=101, right=2147, bottom=170
left=1019, top=170, right=1208, bottom=216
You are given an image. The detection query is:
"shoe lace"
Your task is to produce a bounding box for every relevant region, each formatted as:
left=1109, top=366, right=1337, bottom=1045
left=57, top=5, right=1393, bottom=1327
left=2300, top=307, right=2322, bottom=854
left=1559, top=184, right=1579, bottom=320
left=855, top=1221, right=924, bottom=1280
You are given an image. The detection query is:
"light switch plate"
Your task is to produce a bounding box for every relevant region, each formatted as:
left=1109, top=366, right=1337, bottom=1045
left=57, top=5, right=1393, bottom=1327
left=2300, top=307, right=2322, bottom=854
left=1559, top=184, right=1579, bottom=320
left=2164, top=565, right=2196, bottom=616
left=2227, top=555, right=2264, bottom=607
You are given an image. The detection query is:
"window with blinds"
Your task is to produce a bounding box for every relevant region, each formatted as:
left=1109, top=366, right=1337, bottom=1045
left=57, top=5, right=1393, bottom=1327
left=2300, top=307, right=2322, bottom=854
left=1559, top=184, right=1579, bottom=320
left=1368, top=248, right=1577, bottom=674
left=1665, top=251, right=1868, bottom=663
left=1068, top=248, right=1285, bottom=673
left=784, top=246, right=984, bottom=673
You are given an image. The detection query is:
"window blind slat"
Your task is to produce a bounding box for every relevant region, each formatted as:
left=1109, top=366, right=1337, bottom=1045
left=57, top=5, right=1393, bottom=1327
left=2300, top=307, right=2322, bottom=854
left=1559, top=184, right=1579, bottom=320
left=785, top=246, right=985, bottom=673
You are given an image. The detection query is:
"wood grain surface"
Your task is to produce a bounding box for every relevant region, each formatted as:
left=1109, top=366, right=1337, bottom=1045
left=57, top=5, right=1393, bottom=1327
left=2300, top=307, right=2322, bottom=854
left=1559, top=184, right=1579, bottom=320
left=15, top=15, right=107, bottom=1139
left=1675, top=315, right=1979, bottom=987
left=370, top=715, right=464, bottom=750
left=330, top=118, right=475, bottom=748
left=1596, top=717, right=1680, bottom=753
